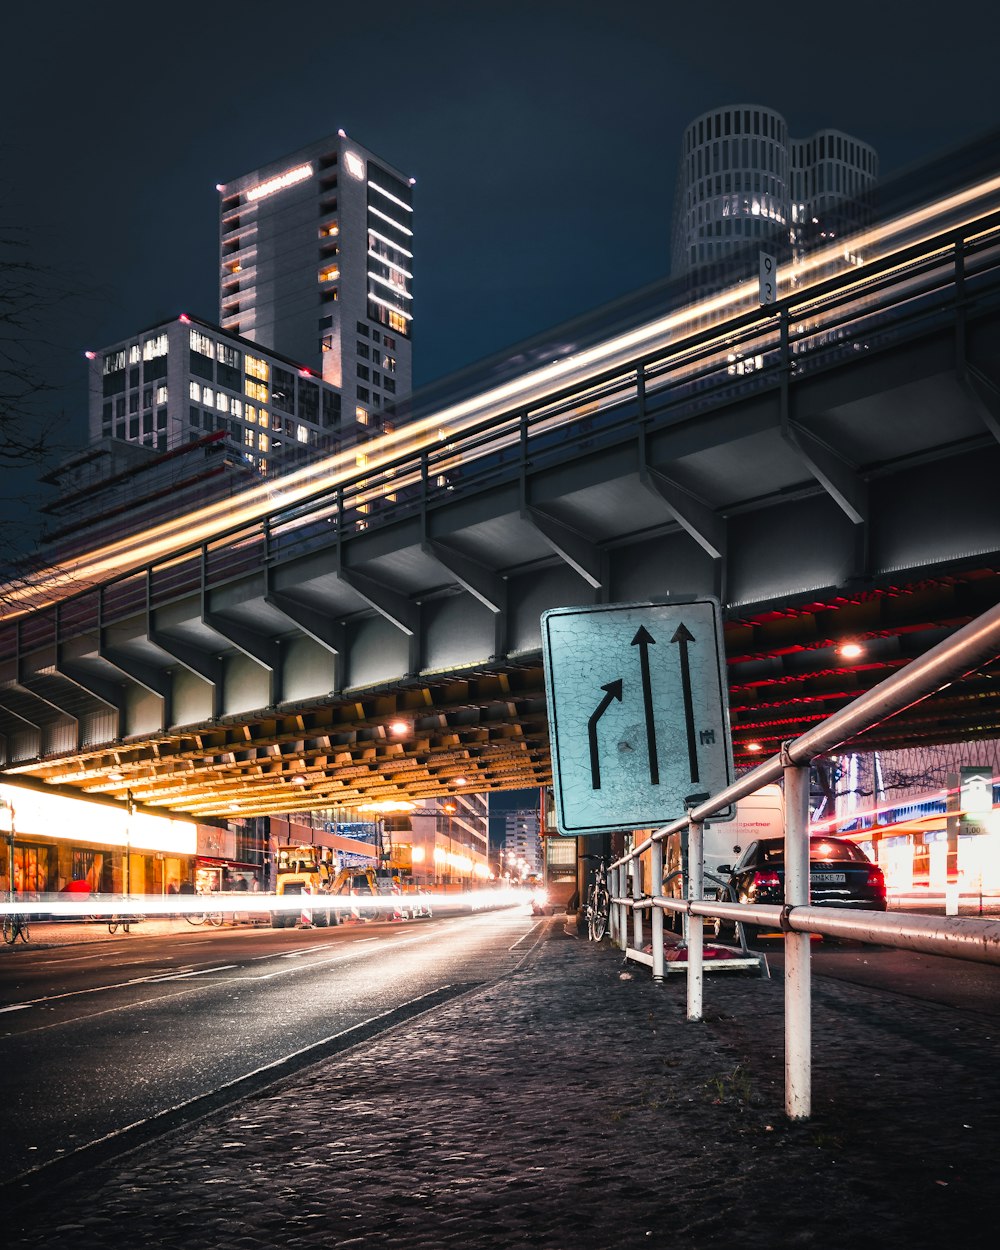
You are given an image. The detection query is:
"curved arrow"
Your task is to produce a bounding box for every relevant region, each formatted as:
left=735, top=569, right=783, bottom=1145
left=671, top=623, right=699, bottom=783
left=588, top=679, right=623, bottom=790
left=631, top=626, right=660, bottom=785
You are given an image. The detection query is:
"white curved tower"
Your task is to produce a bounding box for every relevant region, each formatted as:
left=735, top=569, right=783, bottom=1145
left=672, top=104, right=878, bottom=290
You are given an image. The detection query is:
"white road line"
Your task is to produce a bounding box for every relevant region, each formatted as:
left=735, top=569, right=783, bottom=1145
left=0, top=1004, right=31, bottom=1014
left=146, top=965, right=237, bottom=982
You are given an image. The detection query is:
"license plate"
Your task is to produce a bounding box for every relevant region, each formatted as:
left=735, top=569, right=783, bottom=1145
left=811, top=872, right=846, bottom=884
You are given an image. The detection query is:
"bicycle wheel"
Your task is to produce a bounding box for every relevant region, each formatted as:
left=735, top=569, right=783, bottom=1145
left=186, top=912, right=206, bottom=925
left=3, top=915, right=15, bottom=944
left=108, top=919, right=119, bottom=934
left=591, top=888, right=610, bottom=941
left=207, top=912, right=224, bottom=927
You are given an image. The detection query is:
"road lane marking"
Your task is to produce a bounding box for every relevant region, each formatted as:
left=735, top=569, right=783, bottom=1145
left=146, top=965, right=237, bottom=982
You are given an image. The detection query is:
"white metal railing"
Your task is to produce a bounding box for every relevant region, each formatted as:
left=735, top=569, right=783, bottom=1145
left=609, top=597, right=1000, bottom=1120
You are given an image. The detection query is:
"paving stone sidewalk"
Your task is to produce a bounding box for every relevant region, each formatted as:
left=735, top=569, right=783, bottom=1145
left=8, top=918, right=1000, bottom=1250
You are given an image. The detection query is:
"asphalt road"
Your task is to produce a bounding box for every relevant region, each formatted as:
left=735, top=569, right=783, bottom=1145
left=0, top=908, right=538, bottom=1183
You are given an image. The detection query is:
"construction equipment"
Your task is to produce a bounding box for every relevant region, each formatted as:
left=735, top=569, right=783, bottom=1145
left=271, top=834, right=419, bottom=927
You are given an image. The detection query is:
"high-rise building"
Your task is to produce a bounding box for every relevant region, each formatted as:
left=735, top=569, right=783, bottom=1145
left=87, top=314, right=348, bottom=475
left=671, top=104, right=878, bottom=290
left=216, top=131, right=414, bottom=424
left=503, top=808, right=542, bottom=879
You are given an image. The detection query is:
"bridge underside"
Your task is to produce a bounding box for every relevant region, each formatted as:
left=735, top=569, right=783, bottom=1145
left=3, top=306, right=1000, bottom=819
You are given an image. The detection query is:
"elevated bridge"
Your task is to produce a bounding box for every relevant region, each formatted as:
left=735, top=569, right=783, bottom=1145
left=2, top=164, right=1000, bottom=819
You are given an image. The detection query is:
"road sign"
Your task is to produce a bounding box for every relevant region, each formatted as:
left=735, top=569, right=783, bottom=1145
left=542, top=598, right=734, bottom=835
left=759, top=251, right=777, bottom=305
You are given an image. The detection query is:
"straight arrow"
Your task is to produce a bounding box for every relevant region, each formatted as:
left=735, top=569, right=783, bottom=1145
left=631, top=627, right=659, bottom=785
left=588, top=679, right=623, bottom=790
left=671, top=623, right=699, bottom=783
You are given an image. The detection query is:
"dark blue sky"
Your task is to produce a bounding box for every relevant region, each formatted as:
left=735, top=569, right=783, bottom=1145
left=4, top=0, right=1000, bottom=547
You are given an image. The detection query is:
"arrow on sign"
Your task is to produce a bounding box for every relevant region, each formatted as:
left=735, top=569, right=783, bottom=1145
left=671, top=623, right=699, bottom=783
left=631, top=627, right=660, bottom=786
left=588, top=679, right=623, bottom=790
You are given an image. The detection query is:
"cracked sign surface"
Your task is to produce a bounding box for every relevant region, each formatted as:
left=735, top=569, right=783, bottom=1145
left=542, top=598, right=734, bottom=835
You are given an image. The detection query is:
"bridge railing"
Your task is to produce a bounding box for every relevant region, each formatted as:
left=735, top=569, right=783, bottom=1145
left=606, top=594, right=1000, bottom=1121
left=5, top=206, right=1000, bottom=650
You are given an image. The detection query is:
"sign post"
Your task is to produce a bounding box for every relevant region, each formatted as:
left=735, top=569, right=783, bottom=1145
left=542, top=598, right=734, bottom=835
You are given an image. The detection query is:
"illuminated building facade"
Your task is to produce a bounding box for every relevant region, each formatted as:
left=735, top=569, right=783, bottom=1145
left=671, top=104, right=878, bottom=290
left=87, top=314, right=347, bottom=476
left=217, top=131, right=414, bottom=431
left=503, top=808, right=542, bottom=878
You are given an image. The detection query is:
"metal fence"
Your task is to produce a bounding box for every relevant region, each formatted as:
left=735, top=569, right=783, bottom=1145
left=609, top=597, right=1000, bottom=1119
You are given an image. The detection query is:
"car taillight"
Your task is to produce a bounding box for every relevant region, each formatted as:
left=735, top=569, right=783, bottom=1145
left=867, top=868, right=886, bottom=895
left=752, top=870, right=781, bottom=889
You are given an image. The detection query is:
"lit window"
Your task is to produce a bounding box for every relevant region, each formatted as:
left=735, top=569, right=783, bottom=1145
left=189, top=381, right=201, bottom=402
left=217, top=392, right=228, bottom=412
left=319, top=265, right=340, bottom=282
left=217, top=343, right=240, bottom=368
left=244, top=379, right=268, bottom=403
left=245, top=354, right=269, bottom=381
left=230, top=397, right=242, bottom=418
left=128, top=344, right=141, bottom=365
left=189, top=329, right=214, bottom=357
left=355, top=407, right=369, bottom=424
left=203, top=387, right=214, bottom=408
left=389, top=310, right=408, bottom=334
left=103, top=349, right=126, bottom=374
left=258, top=432, right=269, bottom=452
left=245, top=405, right=257, bottom=425
left=244, top=428, right=255, bottom=447
left=296, top=426, right=308, bottom=443
left=155, top=384, right=168, bottom=405
left=143, top=333, right=169, bottom=361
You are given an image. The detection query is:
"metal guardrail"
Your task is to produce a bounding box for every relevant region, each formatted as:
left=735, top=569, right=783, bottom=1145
left=608, top=596, right=1000, bottom=1120
left=6, top=203, right=1000, bottom=650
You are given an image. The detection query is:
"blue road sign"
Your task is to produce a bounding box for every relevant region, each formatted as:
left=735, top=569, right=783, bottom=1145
left=542, top=597, right=734, bottom=835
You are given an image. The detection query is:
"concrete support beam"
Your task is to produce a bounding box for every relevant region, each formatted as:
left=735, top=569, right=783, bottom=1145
left=639, top=465, right=727, bottom=561
left=964, top=364, right=1000, bottom=446
left=266, top=591, right=346, bottom=656
left=523, top=506, right=603, bottom=589
left=782, top=421, right=867, bottom=526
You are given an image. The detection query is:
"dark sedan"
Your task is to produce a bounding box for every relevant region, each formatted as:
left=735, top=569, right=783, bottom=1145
left=713, top=835, right=887, bottom=941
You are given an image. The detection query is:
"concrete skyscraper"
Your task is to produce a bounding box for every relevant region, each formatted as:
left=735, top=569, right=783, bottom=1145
left=671, top=104, right=878, bottom=290
left=217, top=131, right=414, bottom=425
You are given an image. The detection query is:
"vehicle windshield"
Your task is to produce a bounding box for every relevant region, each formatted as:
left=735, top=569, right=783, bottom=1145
left=757, top=839, right=870, bottom=865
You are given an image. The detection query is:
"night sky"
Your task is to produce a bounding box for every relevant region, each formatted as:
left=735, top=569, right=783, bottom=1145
left=4, top=0, right=1000, bottom=548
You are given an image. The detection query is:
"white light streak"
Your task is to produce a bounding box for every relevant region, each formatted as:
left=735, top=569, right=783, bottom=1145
left=367, top=271, right=413, bottom=298
left=368, top=228, right=413, bottom=258
left=367, top=180, right=413, bottom=212
left=367, top=204, right=413, bottom=236
left=3, top=172, right=999, bottom=620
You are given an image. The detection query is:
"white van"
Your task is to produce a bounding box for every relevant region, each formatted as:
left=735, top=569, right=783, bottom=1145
left=663, top=784, right=784, bottom=922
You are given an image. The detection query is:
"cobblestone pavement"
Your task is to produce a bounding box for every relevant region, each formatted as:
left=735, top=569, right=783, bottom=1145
left=7, top=917, right=1000, bottom=1249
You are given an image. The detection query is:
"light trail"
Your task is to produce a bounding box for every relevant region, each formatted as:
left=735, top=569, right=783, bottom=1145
left=0, top=887, right=531, bottom=919
left=4, top=171, right=999, bottom=619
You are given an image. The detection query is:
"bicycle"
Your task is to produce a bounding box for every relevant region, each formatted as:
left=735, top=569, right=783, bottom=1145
left=3, top=912, right=30, bottom=944
left=108, top=915, right=131, bottom=934
left=186, top=910, right=224, bottom=927
left=586, top=859, right=611, bottom=942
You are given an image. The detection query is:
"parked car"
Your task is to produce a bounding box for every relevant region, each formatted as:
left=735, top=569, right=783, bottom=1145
left=713, top=835, right=887, bottom=941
